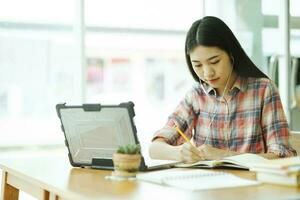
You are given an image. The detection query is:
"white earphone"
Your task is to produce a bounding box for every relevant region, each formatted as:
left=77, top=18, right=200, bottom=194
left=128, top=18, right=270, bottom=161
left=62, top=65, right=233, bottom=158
left=200, top=54, right=235, bottom=146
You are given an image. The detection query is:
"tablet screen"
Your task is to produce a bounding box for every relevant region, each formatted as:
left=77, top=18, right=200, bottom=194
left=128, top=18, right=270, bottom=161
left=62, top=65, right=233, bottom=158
left=59, top=106, right=136, bottom=165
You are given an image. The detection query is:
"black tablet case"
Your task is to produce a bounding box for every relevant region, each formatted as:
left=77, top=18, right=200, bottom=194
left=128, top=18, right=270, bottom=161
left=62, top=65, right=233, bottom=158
left=56, top=101, right=142, bottom=170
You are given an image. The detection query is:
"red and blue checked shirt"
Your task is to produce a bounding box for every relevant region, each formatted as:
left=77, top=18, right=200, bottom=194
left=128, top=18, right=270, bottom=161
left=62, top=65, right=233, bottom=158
left=153, top=76, right=297, bottom=157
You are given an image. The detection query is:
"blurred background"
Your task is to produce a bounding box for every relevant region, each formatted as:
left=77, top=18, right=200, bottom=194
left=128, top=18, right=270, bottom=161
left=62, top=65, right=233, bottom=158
left=1, top=0, right=300, bottom=197
left=0, top=0, right=300, bottom=155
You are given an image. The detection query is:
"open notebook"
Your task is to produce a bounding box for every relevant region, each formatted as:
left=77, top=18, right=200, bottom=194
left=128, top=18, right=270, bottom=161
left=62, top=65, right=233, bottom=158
left=137, top=169, right=260, bottom=190
left=175, top=153, right=269, bottom=169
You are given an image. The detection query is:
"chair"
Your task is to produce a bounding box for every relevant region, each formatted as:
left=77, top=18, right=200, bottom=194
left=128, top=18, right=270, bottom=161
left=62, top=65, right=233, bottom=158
left=290, top=131, right=300, bottom=154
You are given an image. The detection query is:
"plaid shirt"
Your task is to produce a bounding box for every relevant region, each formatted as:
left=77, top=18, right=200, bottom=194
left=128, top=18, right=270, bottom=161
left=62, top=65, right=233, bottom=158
left=153, top=76, right=297, bottom=157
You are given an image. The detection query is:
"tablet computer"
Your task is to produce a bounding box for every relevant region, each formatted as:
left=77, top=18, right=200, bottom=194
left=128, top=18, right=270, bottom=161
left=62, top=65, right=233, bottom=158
left=56, top=102, right=139, bottom=170
left=56, top=101, right=179, bottom=170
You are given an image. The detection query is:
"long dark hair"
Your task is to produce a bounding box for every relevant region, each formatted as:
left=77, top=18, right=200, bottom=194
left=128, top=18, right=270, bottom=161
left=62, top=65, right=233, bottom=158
left=185, top=16, right=268, bottom=82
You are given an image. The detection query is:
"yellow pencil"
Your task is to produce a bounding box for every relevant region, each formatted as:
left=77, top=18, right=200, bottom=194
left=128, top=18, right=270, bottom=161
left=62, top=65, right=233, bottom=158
left=174, top=125, right=202, bottom=159
left=174, top=125, right=192, bottom=145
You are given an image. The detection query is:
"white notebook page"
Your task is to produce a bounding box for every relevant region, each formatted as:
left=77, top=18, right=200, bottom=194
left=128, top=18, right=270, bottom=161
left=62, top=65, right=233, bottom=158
left=137, top=169, right=260, bottom=191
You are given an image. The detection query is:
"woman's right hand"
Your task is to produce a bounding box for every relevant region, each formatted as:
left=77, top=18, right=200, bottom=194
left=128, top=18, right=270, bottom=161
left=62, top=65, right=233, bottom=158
left=177, top=142, right=203, bottom=163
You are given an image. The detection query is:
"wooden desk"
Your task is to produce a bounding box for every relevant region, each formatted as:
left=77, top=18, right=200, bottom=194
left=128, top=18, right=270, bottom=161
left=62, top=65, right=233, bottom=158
left=1, top=155, right=300, bottom=200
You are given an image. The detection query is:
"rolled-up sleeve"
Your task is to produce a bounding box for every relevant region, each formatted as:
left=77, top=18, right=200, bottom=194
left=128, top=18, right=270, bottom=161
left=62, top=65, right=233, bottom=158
left=152, top=88, right=198, bottom=145
left=261, top=81, right=297, bottom=157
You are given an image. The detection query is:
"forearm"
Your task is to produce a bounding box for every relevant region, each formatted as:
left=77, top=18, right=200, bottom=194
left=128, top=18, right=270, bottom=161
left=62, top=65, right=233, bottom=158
left=258, top=153, right=279, bottom=159
left=149, top=140, right=181, bottom=161
left=197, top=145, right=241, bottom=160
left=190, top=143, right=281, bottom=160
left=210, top=149, right=278, bottom=160
left=211, top=148, right=279, bottom=159
left=206, top=149, right=279, bottom=159
left=212, top=148, right=241, bottom=159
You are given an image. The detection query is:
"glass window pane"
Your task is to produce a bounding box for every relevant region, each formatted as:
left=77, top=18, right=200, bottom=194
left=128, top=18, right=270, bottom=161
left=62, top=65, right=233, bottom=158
left=262, top=0, right=300, bottom=16
left=85, top=0, right=203, bottom=30
left=85, top=32, right=194, bottom=147
left=262, top=0, right=279, bottom=15
left=0, top=1, right=78, bottom=147
left=84, top=0, right=201, bottom=148
left=0, top=0, right=74, bottom=24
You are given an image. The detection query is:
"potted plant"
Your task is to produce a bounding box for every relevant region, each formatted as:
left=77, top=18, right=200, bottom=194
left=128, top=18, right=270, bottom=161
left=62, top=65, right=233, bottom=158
left=112, top=144, right=142, bottom=177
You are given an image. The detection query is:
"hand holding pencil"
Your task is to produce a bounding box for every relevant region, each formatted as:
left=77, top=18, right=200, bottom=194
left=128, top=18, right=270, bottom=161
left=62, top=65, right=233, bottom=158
left=174, top=125, right=192, bottom=145
left=173, top=124, right=203, bottom=163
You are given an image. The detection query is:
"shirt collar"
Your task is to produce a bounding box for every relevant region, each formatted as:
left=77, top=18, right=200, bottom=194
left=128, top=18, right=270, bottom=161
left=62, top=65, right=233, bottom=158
left=200, top=75, right=247, bottom=96
left=200, top=80, right=216, bottom=96
left=232, top=76, right=247, bottom=92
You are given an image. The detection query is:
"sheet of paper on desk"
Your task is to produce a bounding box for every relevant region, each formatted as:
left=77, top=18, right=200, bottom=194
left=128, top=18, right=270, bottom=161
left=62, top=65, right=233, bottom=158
left=137, top=169, right=260, bottom=191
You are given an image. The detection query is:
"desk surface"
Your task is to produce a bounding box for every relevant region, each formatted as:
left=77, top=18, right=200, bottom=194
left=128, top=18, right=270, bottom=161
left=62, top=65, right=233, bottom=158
left=1, top=154, right=300, bottom=200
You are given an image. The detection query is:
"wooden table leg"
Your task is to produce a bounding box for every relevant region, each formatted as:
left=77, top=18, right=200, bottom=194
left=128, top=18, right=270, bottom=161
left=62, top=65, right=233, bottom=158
left=43, top=191, right=58, bottom=200
left=42, top=190, right=60, bottom=200
left=48, top=192, right=58, bottom=200
left=2, top=170, right=53, bottom=200
left=1, top=171, right=19, bottom=200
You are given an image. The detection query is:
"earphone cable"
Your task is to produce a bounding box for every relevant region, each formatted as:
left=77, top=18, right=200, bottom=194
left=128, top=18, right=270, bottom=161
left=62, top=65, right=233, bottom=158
left=205, top=67, right=233, bottom=147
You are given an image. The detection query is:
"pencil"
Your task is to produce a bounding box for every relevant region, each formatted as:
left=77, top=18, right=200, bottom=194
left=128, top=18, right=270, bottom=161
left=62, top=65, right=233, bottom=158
left=174, top=125, right=202, bottom=159
left=174, top=125, right=191, bottom=144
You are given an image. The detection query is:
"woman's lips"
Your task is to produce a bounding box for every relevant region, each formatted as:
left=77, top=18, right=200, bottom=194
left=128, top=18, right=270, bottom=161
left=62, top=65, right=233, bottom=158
left=207, top=78, right=220, bottom=84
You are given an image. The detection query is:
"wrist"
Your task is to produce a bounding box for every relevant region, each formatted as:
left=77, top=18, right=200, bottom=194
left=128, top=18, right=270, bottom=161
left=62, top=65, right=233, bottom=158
left=171, top=145, right=183, bottom=161
left=223, top=149, right=239, bottom=157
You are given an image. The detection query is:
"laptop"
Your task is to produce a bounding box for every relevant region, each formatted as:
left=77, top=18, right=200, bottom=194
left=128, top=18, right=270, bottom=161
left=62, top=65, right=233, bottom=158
left=56, top=101, right=179, bottom=171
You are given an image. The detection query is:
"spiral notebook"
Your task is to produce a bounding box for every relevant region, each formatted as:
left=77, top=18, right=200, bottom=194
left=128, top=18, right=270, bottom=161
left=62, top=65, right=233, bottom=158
left=137, top=169, right=260, bottom=191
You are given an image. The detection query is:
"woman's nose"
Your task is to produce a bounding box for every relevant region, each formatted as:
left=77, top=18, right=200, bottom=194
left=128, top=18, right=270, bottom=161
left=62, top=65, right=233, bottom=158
left=203, top=66, right=215, bottom=78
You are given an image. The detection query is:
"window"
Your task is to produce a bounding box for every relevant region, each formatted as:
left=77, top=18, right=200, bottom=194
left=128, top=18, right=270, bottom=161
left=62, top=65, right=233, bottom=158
left=0, top=0, right=203, bottom=148
left=84, top=0, right=202, bottom=148
left=0, top=0, right=77, bottom=147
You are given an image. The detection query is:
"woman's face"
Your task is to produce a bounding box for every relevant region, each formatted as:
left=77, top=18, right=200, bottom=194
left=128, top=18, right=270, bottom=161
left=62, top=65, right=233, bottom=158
left=189, top=45, right=235, bottom=95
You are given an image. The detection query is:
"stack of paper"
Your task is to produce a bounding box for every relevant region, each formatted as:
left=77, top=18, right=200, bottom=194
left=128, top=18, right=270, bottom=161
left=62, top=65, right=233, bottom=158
left=251, top=156, right=300, bottom=186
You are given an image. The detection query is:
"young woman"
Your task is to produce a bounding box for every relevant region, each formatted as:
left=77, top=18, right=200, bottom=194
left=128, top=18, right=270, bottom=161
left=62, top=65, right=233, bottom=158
left=149, top=16, right=296, bottom=163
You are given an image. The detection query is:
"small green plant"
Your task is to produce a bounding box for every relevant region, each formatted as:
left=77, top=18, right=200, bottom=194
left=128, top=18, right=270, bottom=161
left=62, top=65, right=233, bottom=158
left=116, top=144, right=141, bottom=155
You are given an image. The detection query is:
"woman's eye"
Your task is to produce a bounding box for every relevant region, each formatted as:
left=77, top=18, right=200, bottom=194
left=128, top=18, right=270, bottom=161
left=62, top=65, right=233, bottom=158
left=210, top=60, right=220, bottom=65
left=194, top=64, right=202, bottom=68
